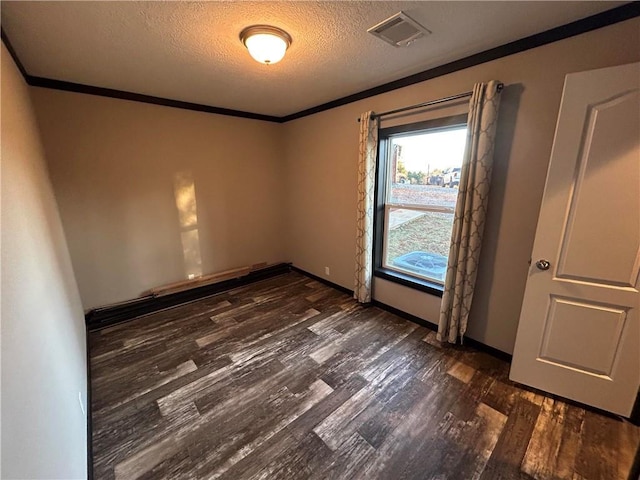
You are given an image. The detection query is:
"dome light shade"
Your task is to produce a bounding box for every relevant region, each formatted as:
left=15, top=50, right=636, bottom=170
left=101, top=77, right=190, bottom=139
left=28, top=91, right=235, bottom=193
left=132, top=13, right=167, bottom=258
left=240, top=25, right=292, bottom=65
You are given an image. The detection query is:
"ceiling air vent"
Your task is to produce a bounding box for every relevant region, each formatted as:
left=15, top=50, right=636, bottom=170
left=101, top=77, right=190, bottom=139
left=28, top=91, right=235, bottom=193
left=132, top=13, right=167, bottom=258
left=368, top=11, right=431, bottom=47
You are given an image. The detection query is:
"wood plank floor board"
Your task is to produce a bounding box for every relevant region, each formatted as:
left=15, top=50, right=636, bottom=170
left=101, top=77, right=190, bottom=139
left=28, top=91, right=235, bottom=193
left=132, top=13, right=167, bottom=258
left=193, top=379, right=334, bottom=479
left=619, top=420, right=640, bottom=480
left=285, top=374, right=369, bottom=442
left=430, top=402, right=508, bottom=480
left=279, top=355, right=328, bottom=394
left=92, top=402, right=164, bottom=480
left=479, top=397, right=541, bottom=480
left=308, top=431, right=376, bottom=480
left=308, top=316, right=384, bottom=364
left=482, top=378, right=519, bottom=417
left=306, top=303, right=360, bottom=336
left=554, top=405, right=587, bottom=479
left=95, top=293, right=244, bottom=344
left=311, top=329, right=438, bottom=452
left=194, top=298, right=311, bottom=349
left=573, top=409, right=622, bottom=480
left=357, top=374, right=433, bottom=449
left=136, top=356, right=233, bottom=411
left=191, top=359, right=289, bottom=416
left=91, top=339, right=170, bottom=381
left=93, top=346, right=182, bottom=412
left=90, top=355, right=234, bottom=452
left=137, top=449, right=193, bottom=480
left=112, top=401, right=200, bottom=480
left=447, top=368, right=496, bottom=422
left=209, top=428, right=300, bottom=480
left=187, top=398, right=287, bottom=474
left=352, top=371, right=464, bottom=479
left=97, top=400, right=200, bottom=480
left=185, top=397, right=296, bottom=477
left=318, top=350, right=362, bottom=389
left=522, top=398, right=590, bottom=479
left=93, top=401, right=163, bottom=455
left=359, top=326, right=435, bottom=382
left=90, top=272, right=639, bottom=480
left=244, top=432, right=334, bottom=480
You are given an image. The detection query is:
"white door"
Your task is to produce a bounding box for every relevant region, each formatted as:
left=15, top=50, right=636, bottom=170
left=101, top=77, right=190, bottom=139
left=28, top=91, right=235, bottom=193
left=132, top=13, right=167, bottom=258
left=510, top=62, right=640, bottom=417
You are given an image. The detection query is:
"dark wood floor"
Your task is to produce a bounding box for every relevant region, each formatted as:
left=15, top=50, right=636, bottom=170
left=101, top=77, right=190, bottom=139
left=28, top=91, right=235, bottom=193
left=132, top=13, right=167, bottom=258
left=90, top=272, right=639, bottom=480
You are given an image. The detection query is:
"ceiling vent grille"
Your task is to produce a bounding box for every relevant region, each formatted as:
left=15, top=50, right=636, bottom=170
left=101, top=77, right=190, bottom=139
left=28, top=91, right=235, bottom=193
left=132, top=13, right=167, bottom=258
left=368, top=11, right=431, bottom=47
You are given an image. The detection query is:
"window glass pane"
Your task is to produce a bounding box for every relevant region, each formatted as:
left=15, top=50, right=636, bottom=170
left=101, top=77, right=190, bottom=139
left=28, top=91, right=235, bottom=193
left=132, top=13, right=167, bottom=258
left=381, top=124, right=467, bottom=284
left=385, top=209, right=453, bottom=283
left=387, top=127, right=466, bottom=208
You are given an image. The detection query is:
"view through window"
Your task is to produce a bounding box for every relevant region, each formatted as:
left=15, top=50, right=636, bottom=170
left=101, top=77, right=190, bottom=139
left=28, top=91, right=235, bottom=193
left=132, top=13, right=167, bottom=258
left=379, top=122, right=467, bottom=286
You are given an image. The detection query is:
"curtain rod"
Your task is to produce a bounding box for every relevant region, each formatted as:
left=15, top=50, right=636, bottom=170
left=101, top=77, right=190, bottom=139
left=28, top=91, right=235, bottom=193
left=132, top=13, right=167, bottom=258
left=357, top=83, right=504, bottom=122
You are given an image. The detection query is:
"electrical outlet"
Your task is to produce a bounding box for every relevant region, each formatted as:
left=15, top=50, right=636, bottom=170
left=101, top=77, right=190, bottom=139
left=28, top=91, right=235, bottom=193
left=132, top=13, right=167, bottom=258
left=325, top=266, right=330, bottom=276
left=78, top=391, right=85, bottom=416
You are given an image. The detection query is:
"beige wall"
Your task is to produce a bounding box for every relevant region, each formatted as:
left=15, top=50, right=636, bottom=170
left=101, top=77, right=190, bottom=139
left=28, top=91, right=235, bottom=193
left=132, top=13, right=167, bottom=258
left=283, top=17, right=640, bottom=354
left=1, top=44, right=87, bottom=479
left=31, top=89, right=286, bottom=309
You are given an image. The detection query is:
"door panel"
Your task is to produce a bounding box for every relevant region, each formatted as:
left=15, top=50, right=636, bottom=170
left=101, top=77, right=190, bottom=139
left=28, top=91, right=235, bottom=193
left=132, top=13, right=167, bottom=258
left=539, top=296, right=627, bottom=376
left=510, top=62, right=640, bottom=416
left=556, top=90, right=640, bottom=286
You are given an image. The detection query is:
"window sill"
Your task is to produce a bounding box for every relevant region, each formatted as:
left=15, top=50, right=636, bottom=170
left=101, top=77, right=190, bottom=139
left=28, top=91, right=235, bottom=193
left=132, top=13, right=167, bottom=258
left=374, top=268, right=444, bottom=297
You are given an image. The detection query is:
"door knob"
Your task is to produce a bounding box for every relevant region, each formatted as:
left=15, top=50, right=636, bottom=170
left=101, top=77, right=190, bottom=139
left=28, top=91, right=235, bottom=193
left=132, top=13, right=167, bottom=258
left=535, top=259, right=551, bottom=271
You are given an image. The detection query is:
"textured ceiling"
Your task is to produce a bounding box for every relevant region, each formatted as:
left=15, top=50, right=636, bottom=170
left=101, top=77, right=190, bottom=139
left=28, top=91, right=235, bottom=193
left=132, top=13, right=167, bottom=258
left=1, top=1, right=627, bottom=117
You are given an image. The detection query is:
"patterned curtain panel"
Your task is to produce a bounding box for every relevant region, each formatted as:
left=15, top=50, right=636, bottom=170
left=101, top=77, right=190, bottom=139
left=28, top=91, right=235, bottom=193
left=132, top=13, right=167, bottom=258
left=437, top=81, right=502, bottom=343
left=354, top=111, right=379, bottom=303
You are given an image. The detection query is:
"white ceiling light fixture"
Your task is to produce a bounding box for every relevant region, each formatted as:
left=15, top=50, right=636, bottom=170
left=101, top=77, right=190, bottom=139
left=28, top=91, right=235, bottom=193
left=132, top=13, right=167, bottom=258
left=240, top=25, right=292, bottom=65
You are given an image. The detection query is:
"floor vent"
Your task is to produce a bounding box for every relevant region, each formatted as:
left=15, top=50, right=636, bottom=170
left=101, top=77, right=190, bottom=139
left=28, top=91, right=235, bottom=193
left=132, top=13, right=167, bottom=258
left=368, top=11, right=431, bottom=47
